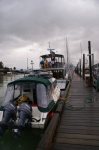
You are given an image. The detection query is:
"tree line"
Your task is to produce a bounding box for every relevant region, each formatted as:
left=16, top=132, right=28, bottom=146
left=0, top=61, right=3, bottom=68
left=0, top=61, right=11, bottom=73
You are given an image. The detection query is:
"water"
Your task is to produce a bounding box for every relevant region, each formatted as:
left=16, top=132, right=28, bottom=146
left=0, top=128, right=43, bottom=150
left=0, top=74, right=42, bottom=150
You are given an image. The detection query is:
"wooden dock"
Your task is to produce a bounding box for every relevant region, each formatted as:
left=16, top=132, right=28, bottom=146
left=37, top=73, right=99, bottom=150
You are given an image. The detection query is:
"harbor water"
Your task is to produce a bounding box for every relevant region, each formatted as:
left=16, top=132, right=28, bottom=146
left=0, top=74, right=42, bottom=150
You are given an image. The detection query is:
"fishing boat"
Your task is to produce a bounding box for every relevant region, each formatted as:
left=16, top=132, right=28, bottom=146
left=0, top=71, right=60, bottom=137
left=39, top=50, right=69, bottom=94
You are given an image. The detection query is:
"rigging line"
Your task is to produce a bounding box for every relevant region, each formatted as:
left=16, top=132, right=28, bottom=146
left=80, top=42, right=82, bottom=66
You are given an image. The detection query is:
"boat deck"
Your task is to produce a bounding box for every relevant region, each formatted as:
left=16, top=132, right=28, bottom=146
left=51, top=73, right=99, bottom=150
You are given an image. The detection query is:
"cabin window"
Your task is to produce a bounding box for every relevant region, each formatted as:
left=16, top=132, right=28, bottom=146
left=22, top=83, right=35, bottom=102
left=14, top=84, right=21, bottom=99
left=36, top=84, right=52, bottom=108
left=2, top=84, right=14, bottom=106
left=23, top=83, right=32, bottom=92
left=47, top=85, right=53, bottom=102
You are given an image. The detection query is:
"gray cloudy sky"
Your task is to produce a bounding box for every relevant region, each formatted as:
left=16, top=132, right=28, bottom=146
left=0, top=0, right=99, bottom=69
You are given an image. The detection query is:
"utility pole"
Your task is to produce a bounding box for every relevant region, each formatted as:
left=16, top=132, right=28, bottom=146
left=31, top=60, right=34, bottom=71
left=88, top=41, right=92, bottom=84
left=49, top=42, right=50, bottom=49
left=79, top=59, right=81, bottom=77
left=83, top=54, right=85, bottom=80
left=27, top=54, right=28, bottom=72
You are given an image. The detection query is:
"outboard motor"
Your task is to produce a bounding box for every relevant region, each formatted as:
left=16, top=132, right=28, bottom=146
left=14, top=102, right=32, bottom=137
left=0, top=101, right=17, bottom=136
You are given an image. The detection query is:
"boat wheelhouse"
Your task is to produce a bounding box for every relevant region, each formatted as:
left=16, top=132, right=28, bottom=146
left=40, top=53, right=66, bottom=79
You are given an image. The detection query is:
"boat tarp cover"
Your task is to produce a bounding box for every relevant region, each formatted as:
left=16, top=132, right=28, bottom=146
left=38, top=100, right=55, bottom=112
left=8, top=76, right=51, bottom=87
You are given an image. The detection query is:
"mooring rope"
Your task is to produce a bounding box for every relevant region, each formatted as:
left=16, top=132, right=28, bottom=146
left=60, top=92, right=97, bottom=111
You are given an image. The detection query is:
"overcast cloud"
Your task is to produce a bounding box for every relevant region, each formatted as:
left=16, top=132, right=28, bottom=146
left=0, top=0, right=99, bottom=69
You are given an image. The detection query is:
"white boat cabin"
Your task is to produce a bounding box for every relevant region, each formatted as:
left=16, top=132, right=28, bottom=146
left=40, top=53, right=66, bottom=79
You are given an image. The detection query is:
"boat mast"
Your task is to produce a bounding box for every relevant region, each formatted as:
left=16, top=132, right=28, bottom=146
left=66, top=38, right=69, bottom=71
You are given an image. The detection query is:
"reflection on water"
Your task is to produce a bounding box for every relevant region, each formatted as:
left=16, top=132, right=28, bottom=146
left=0, top=128, right=43, bottom=150
left=0, top=74, right=42, bottom=150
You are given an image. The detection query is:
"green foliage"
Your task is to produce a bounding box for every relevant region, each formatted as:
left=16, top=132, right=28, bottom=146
left=0, top=61, right=16, bottom=73
left=0, top=61, right=3, bottom=68
left=4, top=67, right=10, bottom=72
left=13, top=67, right=16, bottom=70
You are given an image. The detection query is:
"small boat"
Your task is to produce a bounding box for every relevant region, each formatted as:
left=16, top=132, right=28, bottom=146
left=0, top=71, right=60, bottom=137
left=7, top=72, right=12, bottom=75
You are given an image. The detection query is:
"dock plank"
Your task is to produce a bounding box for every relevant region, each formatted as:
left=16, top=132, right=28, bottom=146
left=51, top=73, right=99, bottom=149
left=54, top=137, right=99, bottom=146
left=52, top=143, right=99, bottom=150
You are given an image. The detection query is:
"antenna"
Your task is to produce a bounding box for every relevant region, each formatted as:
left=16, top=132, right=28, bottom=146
left=26, top=51, right=28, bottom=72
left=47, top=42, right=55, bottom=53
left=49, top=42, right=50, bottom=49
left=27, top=56, right=28, bottom=71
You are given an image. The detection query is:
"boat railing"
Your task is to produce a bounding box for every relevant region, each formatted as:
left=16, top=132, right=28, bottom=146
left=40, top=62, right=64, bottom=69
